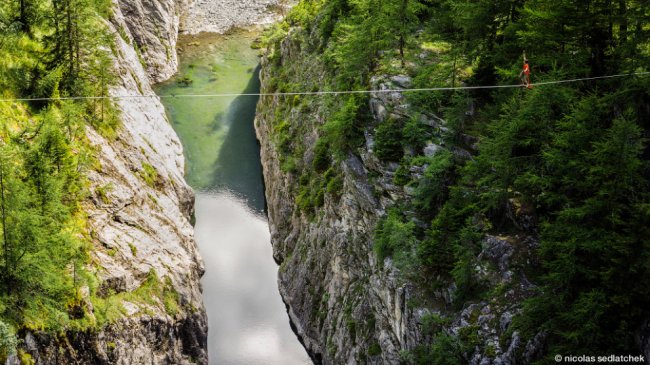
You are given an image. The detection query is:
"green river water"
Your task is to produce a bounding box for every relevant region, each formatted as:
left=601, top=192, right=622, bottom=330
left=154, top=31, right=311, bottom=365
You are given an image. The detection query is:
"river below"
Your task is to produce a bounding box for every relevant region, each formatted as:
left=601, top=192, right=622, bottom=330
left=154, top=30, right=311, bottom=365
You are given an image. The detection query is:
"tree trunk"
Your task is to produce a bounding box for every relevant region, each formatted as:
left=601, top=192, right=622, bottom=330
left=0, top=157, right=9, bottom=294
left=19, top=0, right=29, bottom=33
left=618, top=0, right=627, bottom=45
left=399, top=0, right=407, bottom=67
left=66, top=0, right=75, bottom=86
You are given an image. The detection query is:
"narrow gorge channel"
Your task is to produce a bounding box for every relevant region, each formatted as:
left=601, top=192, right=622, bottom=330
left=154, top=31, right=311, bottom=365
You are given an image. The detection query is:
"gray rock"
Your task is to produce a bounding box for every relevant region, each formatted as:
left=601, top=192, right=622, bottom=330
left=390, top=75, right=412, bottom=89
left=114, top=0, right=183, bottom=82
left=254, top=26, right=543, bottom=365
left=424, top=143, right=442, bottom=157
left=5, top=355, right=20, bottom=365
left=370, top=99, right=388, bottom=123
left=500, top=311, right=513, bottom=332
left=17, top=1, right=223, bottom=363
left=480, top=235, right=515, bottom=273
left=523, top=331, right=547, bottom=364
left=183, top=0, right=285, bottom=35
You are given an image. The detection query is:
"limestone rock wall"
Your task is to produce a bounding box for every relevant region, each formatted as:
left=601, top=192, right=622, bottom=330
left=11, top=2, right=209, bottom=364
left=254, top=49, right=422, bottom=365
left=254, top=29, right=542, bottom=365
left=113, top=0, right=187, bottom=82
left=182, top=0, right=285, bottom=35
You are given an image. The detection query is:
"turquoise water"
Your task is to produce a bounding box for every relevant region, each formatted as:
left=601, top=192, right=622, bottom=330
left=155, top=31, right=311, bottom=365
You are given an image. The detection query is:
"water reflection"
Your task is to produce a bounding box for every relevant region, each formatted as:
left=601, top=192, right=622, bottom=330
left=154, top=31, right=311, bottom=365
left=195, top=192, right=310, bottom=365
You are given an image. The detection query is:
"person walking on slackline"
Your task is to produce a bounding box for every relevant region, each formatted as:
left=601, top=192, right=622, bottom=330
left=520, top=52, right=532, bottom=89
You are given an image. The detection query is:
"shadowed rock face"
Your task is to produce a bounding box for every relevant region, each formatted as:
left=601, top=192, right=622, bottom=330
left=16, top=313, right=208, bottom=365
left=254, top=29, right=546, bottom=365
left=254, top=43, right=422, bottom=365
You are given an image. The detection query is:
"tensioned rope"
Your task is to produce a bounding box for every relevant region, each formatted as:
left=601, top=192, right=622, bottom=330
left=0, top=71, right=648, bottom=103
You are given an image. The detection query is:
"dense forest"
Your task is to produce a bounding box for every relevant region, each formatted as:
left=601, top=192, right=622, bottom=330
left=0, top=0, right=123, bottom=360
left=261, top=0, right=650, bottom=363
left=0, top=0, right=649, bottom=363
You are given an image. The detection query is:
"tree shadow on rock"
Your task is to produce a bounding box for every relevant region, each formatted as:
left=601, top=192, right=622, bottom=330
left=209, top=65, right=266, bottom=214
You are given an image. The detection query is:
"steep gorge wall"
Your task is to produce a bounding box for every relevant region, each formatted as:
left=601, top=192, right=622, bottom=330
left=254, top=40, right=423, bottom=365
left=255, top=28, right=543, bottom=365
left=114, top=0, right=187, bottom=82
left=14, top=1, right=208, bottom=364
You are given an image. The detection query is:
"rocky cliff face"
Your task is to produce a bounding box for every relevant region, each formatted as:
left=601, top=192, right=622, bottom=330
left=182, top=0, right=285, bottom=35
left=255, top=30, right=542, bottom=365
left=11, top=2, right=209, bottom=364
left=255, top=41, right=422, bottom=365
left=114, top=0, right=187, bottom=83
left=114, top=0, right=287, bottom=83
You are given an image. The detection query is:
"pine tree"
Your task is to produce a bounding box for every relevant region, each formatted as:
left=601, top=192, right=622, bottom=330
left=48, top=0, right=93, bottom=91
left=381, top=0, right=423, bottom=65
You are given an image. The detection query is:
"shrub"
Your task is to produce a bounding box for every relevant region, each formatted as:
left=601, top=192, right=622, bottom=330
left=312, top=138, right=330, bottom=172
left=374, top=118, right=404, bottom=161
left=140, top=162, right=161, bottom=188
left=322, top=96, right=364, bottom=158
left=368, top=342, right=382, bottom=356
left=0, top=321, right=16, bottom=363
left=374, top=209, right=417, bottom=267
left=402, top=116, right=429, bottom=153
left=412, top=150, right=456, bottom=219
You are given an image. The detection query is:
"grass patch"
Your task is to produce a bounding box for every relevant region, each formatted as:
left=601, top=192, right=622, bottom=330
left=139, top=162, right=162, bottom=188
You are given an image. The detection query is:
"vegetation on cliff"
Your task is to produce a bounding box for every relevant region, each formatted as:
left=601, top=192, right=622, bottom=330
left=0, top=0, right=168, bottom=359
left=262, top=0, right=649, bottom=362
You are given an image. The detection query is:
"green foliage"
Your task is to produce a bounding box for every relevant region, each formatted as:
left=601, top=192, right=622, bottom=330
left=0, top=0, right=122, bottom=334
left=0, top=108, right=94, bottom=331
left=512, top=106, right=650, bottom=358
left=420, top=313, right=451, bottom=337
left=96, top=183, right=113, bottom=203
left=269, top=0, right=650, bottom=359
left=296, top=168, right=340, bottom=214
left=312, top=138, right=330, bottom=172
left=128, top=243, right=137, bottom=257
left=374, top=209, right=417, bottom=268
left=412, top=150, right=456, bottom=219
left=374, top=118, right=404, bottom=161
left=91, top=271, right=181, bottom=327
left=161, top=277, right=180, bottom=316
left=322, top=96, right=365, bottom=158
left=402, top=116, right=430, bottom=153
left=412, top=333, right=464, bottom=365
left=43, top=0, right=116, bottom=94
left=18, top=349, right=34, bottom=365
left=259, top=21, right=289, bottom=61
left=393, top=160, right=411, bottom=186
left=368, top=342, right=382, bottom=356
left=326, top=173, right=343, bottom=196
left=140, top=162, right=161, bottom=188
left=91, top=292, right=125, bottom=326
left=0, top=321, right=16, bottom=363
left=405, top=323, right=485, bottom=365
